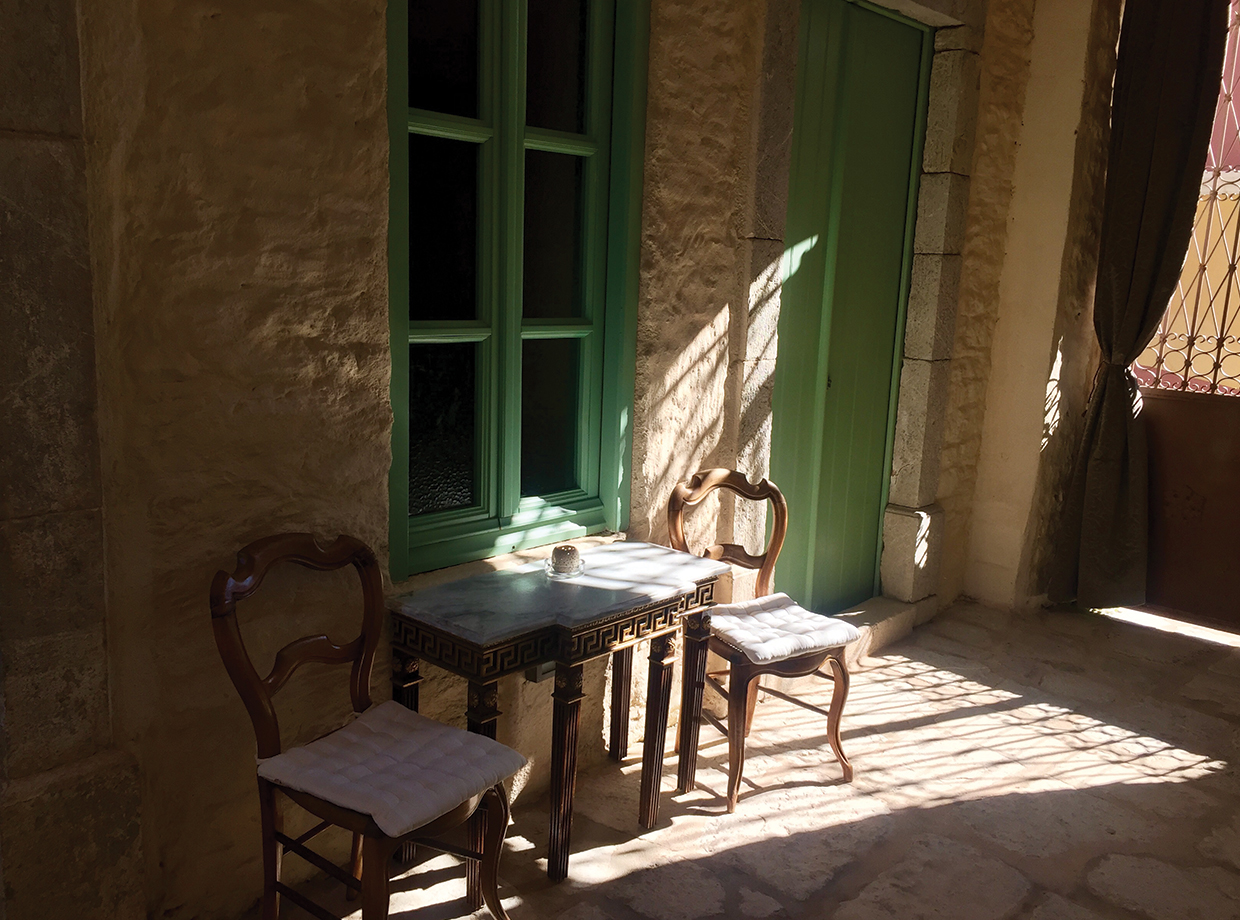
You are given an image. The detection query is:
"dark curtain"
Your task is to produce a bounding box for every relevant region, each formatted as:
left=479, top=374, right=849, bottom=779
left=1049, top=0, right=1228, bottom=608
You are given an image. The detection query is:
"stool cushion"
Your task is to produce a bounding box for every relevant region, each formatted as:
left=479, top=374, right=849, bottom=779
left=709, top=593, right=861, bottom=664
left=257, top=700, right=526, bottom=838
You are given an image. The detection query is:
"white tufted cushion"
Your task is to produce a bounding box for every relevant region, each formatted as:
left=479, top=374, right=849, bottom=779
left=257, top=700, right=527, bottom=838
left=709, top=593, right=861, bottom=664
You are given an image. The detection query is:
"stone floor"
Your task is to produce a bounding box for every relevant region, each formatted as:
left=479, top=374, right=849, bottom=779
left=297, top=601, right=1240, bottom=919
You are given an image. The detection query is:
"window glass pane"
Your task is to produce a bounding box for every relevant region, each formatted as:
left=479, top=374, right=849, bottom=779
left=526, top=0, right=587, bottom=133
left=409, top=343, right=477, bottom=515
left=521, top=339, right=579, bottom=496
left=523, top=150, right=583, bottom=318
left=408, top=0, right=479, bottom=118
left=409, top=134, right=477, bottom=321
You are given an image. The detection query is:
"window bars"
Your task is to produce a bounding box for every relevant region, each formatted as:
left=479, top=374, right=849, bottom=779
left=1133, top=1, right=1240, bottom=397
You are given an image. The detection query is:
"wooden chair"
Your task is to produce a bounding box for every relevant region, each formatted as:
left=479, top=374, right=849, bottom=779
left=668, top=470, right=860, bottom=812
left=210, top=533, right=526, bottom=920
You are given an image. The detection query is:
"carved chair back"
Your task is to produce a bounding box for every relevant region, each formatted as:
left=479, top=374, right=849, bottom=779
left=667, top=469, right=788, bottom=598
left=209, top=533, right=385, bottom=759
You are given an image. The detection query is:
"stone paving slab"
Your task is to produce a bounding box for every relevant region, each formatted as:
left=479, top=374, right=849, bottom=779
left=277, top=602, right=1240, bottom=919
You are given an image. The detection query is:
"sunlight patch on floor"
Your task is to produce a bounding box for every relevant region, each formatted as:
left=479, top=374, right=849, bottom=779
left=1102, top=606, right=1240, bottom=649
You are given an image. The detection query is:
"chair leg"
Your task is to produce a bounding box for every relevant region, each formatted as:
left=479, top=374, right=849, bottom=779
left=479, top=784, right=513, bottom=920
left=826, top=653, right=853, bottom=782
left=726, top=663, right=754, bottom=813
left=360, top=836, right=392, bottom=920
left=347, top=832, right=363, bottom=901
left=744, top=677, right=760, bottom=737
left=257, top=779, right=283, bottom=920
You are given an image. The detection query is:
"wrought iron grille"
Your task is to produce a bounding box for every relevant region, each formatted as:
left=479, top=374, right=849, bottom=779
left=1133, top=2, right=1240, bottom=397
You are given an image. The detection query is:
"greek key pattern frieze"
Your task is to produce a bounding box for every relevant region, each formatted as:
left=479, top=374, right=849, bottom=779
left=392, top=575, right=719, bottom=675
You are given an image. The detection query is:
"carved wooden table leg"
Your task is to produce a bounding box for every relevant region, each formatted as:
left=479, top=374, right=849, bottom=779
left=639, top=632, right=678, bottom=828
left=677, top=611, right=710, bottom=794
left=393, top=654, right=423, bottom=863
left=609, top=646, right=633, bottom=761
left=392, top=653, right=422, bottom=712
left=466, top=680, right=501, bottom=906
left=549, top=662, right=584, bottom=882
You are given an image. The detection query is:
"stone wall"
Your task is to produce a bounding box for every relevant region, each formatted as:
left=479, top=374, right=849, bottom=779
left=78, top=0, right=392, bottom=916
left=942, top=0, right=1120, bottom=610
left=0, top=0, right=144, bottom=916
left=880, top=20, right=983, bottom=611
left=0, top=0, right=1125, bottom=917
left=628, top=0, right=769, bottom=552
left=1017, top=0, right=1119, bottom=604
left=936, top=0, right=1037, bottom=604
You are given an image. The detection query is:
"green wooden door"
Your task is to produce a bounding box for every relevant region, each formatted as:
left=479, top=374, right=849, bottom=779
left=770, top=0, right=931, bottom=613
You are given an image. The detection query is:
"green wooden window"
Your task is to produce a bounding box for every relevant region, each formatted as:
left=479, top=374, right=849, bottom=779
left=388, top=0, right=649, bottom=578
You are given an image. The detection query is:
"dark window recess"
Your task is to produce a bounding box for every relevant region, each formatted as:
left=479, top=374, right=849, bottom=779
left=409, top=343, right=477, bottom=515
left=408, top=0, right=479, bottom=118
left=521, top=339, right=579, bottom=496
left=523, top=150, right=584, bottom=318
left=526, top=0, right=588, bottom=133
left=409, top=134, right=478, bottom=322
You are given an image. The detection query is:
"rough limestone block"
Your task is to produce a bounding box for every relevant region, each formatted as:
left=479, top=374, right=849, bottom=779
left=0, top=135, right=100, bottom=520
left=935, top=24, right=984, bottom=53
left=912, top=593, right=941, bottom=625
left=749, top=0, right=800, bottom=241
left=0, top=508, right=106, bottom=643
left=889, top=357, right=951, bottom=508
left=746, top=239, right=783, bottom=364
left=1, top=750, right=145, bottom=920
left=0, top=0, right=83, bottom=135
left=3, top=624, right=110, bottom=779
left=835, top=595, right=918, bottom=667
left=881, top=503, right=945, bottom=604
left=923, top=50, right=981, bottom=175
left=904, top=254, right=962, bottom=361
left=914, top=172, right=971, bottom=255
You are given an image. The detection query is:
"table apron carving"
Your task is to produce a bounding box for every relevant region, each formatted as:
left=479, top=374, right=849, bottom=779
left=391, top=578, right=717, bottom=680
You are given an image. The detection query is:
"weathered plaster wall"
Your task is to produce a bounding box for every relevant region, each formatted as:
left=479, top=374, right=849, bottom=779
left=0, top=0, right=144, bottom=916
left=965, top=0, right=1100, bottom=606
left=1017, top=0, right=1118, bottom=604
left=936, top=0, right=1037, bottom=605
left=629, top=0, right=768, bottom=553
left=78, top=1, right=392, bottom=916
left=938, top=0, right=1118, bottom=611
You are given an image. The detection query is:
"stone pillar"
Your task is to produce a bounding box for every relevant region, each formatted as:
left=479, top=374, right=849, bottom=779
left=965, top=0, right=1110, bottom=607
left=0, top=0, right=143, bottom=916
left=881, top=24, right=982, bottom=610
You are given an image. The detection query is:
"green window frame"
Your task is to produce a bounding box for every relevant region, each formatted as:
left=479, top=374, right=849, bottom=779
left=388, top=0, right=649, bottom=579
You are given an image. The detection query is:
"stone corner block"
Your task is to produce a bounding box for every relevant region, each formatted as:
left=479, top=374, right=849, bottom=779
left=835, top=595, right=918, bottom=667
left=2, top=750, right=145, bottom=920
left=914, top=172, right=970, bottom=255
left=888, top=357, right=951, bottom=508
left=924, top=50, right=981, bottom=175
left=880, top=503, right=945, bottom=604
left=904, top=254, right=961, bottom=362
left=934, top=25, right=983, bottom=54
left=912, top=594, right=941, bottom=626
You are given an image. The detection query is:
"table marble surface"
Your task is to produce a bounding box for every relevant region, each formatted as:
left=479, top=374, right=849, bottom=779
left=390, top=541, right=731, bottom=646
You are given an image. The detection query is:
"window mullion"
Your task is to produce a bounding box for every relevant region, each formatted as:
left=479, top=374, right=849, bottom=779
left=576, top=0, right=616, bottom=503
left=497, top=0, right=528, bottom=523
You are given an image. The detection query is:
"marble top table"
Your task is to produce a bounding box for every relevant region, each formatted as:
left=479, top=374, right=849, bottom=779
left=389, top=541, right=729, bottom=885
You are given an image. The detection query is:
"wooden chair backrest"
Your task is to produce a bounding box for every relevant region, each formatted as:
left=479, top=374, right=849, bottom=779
left=209, top=533, right=384, bottom=759
left=667, top=469, right=788, bottom=598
